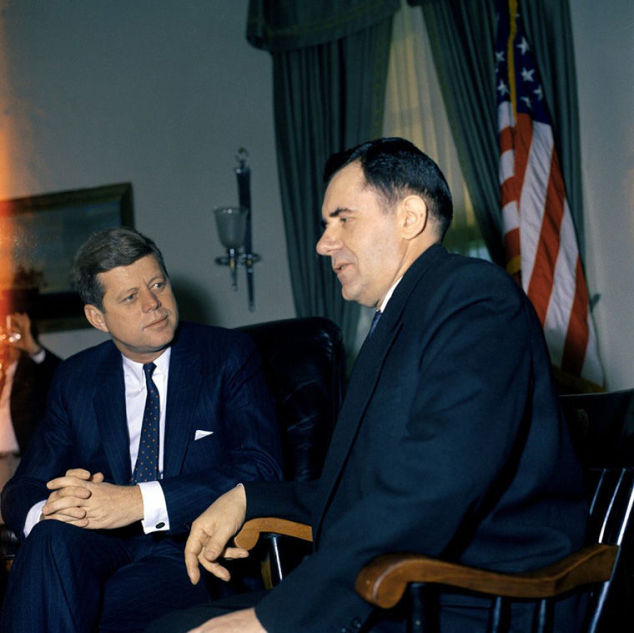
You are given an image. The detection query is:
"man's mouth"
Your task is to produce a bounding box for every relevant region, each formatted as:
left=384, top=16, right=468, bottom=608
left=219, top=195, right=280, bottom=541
left=146, top=313, right=169, bottom=329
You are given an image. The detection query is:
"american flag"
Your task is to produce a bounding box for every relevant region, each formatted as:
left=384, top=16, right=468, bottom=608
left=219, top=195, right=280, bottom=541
left=495, top=0, right=603, bottom=391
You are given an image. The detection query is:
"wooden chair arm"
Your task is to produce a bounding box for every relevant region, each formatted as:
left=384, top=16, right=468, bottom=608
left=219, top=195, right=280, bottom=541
left=234, top=517, right=313, bottom=551
left=355, top=543, right=618, bottom=609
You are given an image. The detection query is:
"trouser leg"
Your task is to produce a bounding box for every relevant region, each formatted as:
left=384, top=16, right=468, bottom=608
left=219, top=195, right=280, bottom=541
left=144, top=590, right=267, bottom=633
left=98, top=550, right=212, bottom=633
left=0, top=520, right=131, bottom=633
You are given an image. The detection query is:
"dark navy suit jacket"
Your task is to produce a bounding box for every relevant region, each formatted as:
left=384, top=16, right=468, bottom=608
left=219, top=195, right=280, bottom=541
left=2, top=321, right=282, bottom=540
left=9, top=348, right=60, bottom=452
left=245, top=245, right=587, bottom=633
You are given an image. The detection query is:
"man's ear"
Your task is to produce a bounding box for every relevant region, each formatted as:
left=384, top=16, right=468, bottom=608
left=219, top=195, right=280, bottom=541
left=84, top=304, right=109, bottom=333
left=399, top=195, right=428, bottom=240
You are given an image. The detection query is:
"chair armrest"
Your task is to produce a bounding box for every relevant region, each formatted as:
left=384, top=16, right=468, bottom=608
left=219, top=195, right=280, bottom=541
left=234, top=517, right=313, bottom=550
left=355, top=543, right=618, bottom=609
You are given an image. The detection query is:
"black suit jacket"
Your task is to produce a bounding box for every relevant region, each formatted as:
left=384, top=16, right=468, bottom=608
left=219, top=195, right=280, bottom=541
left=9, top=349, right=61, bottom=453
left=2, top=321, right=282, bottom=539
left=246, top=245, right=587, bottom=633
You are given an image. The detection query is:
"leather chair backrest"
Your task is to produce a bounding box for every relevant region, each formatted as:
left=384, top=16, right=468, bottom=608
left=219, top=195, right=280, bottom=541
left=238, top=317, right=345, bottom=482
left=560, top=388, right=634, bottom=468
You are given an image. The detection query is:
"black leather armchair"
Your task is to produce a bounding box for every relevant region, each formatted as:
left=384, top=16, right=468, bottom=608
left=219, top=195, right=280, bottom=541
left=237, top=316, right=345, bottom=483
left=236, top=316, right=346, bottom=585
left=0, top=317, right=347, bottom=601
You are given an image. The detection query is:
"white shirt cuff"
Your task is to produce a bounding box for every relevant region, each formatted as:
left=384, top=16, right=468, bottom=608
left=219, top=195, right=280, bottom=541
left=138, top=481, right=170, bottom=533
left=24, top=500, right=46, bottom=537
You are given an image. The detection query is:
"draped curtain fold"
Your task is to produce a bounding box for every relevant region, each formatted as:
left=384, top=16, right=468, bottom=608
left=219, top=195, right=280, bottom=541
left=408, top=0, right=584, bottom=264
left=247, top=0, right=399, bottom=351
left=383, top=1, right=487, bottom=261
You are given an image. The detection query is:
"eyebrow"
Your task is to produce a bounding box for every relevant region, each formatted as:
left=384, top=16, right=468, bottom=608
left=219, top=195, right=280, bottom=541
left=116, top=286, right=138, bottom=301
left=321, top=207, right=352, bottom=227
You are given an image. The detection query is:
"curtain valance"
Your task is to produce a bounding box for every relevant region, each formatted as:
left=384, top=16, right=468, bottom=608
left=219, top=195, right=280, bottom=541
left=247, top=0, right=400, bottom=51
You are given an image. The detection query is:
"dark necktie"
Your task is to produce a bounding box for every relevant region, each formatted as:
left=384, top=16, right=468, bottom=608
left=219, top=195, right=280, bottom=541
left=131, top=362, right=160, bottom=483
left=368, top=310, right=382, bottom=337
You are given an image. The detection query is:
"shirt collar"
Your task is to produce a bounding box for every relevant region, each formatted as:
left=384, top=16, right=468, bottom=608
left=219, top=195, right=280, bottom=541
left=378, top=277, right=402, bottom=313
left=122, top=347, right=171, bottom=385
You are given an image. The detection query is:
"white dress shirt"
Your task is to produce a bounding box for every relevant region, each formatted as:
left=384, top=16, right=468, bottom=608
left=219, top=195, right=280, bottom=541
left=379, top=277, right=402, bottom=314
left=23, top=348, right=172, bottom=537
left=123, top=349, right=171, bottom=533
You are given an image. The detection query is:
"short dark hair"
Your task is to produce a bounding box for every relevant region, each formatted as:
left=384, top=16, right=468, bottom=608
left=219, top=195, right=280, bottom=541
left=71, top=227, right=168, bottom=309
left=323, top=137, right=453, bottom=238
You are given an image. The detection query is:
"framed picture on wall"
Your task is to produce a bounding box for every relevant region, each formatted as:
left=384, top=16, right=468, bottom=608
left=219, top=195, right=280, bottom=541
left=0, top=182, right=134, bottom=331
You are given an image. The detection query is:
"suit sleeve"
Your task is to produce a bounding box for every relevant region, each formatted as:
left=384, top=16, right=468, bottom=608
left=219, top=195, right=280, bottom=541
left=244, top=479, right=321, bottom=525
left=252, top=274, right=550, bottom=633
left=160, top=336, right=283, bottom=532
left=1, top=363, right=78, bottom=537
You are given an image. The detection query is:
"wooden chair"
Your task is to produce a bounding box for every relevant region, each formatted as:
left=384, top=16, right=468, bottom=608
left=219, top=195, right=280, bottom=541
left=234, top=389, right=634, bottom=633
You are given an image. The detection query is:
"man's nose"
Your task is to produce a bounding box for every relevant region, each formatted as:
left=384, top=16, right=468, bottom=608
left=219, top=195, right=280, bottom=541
left=316, top=229, right=340, bottom=256
left=141, top=288, right=161, bottom=311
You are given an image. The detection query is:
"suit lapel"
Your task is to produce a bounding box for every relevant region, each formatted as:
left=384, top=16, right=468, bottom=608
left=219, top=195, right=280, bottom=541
left=95, top=346, right=130, bottom=483
left=163, top=327, right=203, bottom=477
left=314, top=245, right=446, bottom=541
left=10, top=355, right=34, bottom=439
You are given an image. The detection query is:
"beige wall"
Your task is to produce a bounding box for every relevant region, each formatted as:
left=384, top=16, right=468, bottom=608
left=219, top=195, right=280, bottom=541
left=1, top=1, right=632, bottom=389
left=0, top=0, right=295, bottom=359
left=571, top=0, right=634, bottom=390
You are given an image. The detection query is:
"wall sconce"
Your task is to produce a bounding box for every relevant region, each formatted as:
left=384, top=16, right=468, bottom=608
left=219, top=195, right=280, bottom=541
left=213, top=148, right=260, bottom=311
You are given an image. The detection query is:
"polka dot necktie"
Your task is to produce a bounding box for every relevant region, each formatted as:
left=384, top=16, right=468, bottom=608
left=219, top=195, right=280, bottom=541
left=131, top=362, right=160, bottom=483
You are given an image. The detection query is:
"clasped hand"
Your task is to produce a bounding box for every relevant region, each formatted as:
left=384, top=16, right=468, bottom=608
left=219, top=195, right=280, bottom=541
left=42, top=468, right=143, bottom=529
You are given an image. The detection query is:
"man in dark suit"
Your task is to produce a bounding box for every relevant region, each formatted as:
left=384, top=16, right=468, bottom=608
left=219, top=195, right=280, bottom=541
left=0, top=309, right=61, bottom=498
left=151, top=138, right=587, bottom=633
left=0, top=227, right=282, bottom=632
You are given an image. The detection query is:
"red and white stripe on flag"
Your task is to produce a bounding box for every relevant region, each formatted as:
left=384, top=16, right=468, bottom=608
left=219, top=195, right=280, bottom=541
left=495, top=0, right=603, bottom=390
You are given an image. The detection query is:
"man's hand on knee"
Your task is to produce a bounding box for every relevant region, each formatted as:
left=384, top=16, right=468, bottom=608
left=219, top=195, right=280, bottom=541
left=187, top=608, right=266, bottom=633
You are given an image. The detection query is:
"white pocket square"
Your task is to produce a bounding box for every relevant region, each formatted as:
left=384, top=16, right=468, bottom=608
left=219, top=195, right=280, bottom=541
left=195, top=430, right=214, bottom=441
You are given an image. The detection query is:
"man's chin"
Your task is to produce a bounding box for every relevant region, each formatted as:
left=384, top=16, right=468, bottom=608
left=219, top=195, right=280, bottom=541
left=341, top=286, right=373, bottom=307
left=151, top=327, right=177, bottom=350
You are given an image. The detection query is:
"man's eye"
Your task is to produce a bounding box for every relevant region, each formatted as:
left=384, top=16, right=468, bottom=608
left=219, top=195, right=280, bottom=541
left=123, top=294, right=136, bottom=303
left=153, top=281, right=165, bottom=290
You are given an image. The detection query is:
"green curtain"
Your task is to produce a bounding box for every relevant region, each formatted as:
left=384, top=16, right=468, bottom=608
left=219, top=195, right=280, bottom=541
left=246, top=1, right=399, bottom=351
left=408, top=0, right=584, bottom=263
left=414, top=0, right=503, bottom=265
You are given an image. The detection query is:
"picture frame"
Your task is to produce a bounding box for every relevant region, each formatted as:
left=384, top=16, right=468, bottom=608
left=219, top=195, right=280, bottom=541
left=0, top=182, right=134, bottom=331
